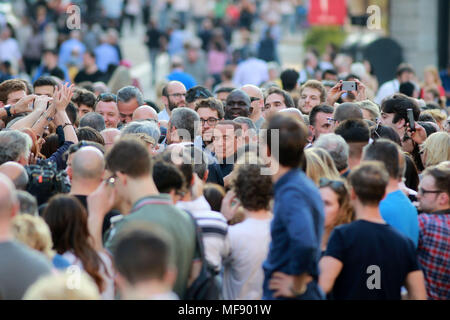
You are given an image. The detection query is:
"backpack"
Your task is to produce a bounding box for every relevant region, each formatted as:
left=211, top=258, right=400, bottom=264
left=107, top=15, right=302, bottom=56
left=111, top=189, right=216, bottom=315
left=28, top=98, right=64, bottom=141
left=184, top=211, right=221, bottom=300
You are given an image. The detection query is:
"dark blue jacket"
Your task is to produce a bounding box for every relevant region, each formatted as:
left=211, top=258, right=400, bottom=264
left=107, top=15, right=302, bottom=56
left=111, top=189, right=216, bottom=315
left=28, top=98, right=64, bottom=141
left=263, top=169, right=325, bottom=299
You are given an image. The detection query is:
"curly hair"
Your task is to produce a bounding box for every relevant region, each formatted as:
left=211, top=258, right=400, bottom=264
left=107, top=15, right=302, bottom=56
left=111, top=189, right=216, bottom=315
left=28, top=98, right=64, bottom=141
left=233, top=163, right=273, bottom=211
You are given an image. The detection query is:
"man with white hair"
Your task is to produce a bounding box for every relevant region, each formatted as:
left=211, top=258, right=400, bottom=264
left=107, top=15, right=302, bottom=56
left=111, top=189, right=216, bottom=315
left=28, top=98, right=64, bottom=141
left=0, top=130, right=32, bottom=166
left=0, top=173, right=52, bottom=299
left=314, top=133, right=351, bottom=178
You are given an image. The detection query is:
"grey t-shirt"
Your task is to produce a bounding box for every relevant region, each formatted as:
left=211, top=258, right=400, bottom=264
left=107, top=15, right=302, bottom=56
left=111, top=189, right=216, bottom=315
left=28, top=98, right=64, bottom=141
left=0, top=240, right=53, bottom=300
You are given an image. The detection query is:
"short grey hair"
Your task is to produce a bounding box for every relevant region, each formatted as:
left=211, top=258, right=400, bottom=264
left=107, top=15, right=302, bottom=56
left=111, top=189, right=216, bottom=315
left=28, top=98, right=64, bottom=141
left=170, top=108, right=200, bottom=142
left=79, top=112, right=106, bottom=132
left=117, top=86, right=144, bottom=106
left=0, top=130, right=32, bottom=165
left=17, top=190, right=38, bottom=216
left=121, top=120, right=161, bottom=143
left=314, top=133, right=349, bottom=172
left=234, top=117, right=257, bottom=131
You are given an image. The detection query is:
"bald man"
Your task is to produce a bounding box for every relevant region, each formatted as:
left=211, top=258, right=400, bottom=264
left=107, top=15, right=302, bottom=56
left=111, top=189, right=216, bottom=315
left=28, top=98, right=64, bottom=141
left=0, top=162, right=28, bottom=190
left=68, top=147, right=119, bottom=235
left=0, top=173, right=52, bottom=299
left=101, top=128, right=121, bottom=152
left=132, top=105, right=158, bottom=121
left=158, top=81, right=187, bottom=121
left=241, top=85, right=265, bottom=129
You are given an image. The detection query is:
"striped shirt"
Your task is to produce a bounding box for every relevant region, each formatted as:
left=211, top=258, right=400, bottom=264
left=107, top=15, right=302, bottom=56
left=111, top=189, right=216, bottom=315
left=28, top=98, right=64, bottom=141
left=177, top=196, right=228, bottom=273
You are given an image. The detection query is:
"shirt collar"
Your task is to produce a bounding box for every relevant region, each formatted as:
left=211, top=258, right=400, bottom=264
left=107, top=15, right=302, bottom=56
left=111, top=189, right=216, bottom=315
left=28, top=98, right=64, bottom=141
left=430, top=208, right=450, bottom=215
left=132, top=194, right=172, bottom=211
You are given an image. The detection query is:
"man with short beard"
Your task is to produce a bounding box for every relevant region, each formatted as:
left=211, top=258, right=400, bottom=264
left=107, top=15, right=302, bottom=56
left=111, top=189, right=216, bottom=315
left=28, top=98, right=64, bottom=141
left=224, top=89, right=251, bottom=120
left=158, top=81, right=187, bottom=121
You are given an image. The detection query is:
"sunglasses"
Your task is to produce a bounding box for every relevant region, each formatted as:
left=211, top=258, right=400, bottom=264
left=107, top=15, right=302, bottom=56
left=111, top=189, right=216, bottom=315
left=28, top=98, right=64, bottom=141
left=319, top=178, right=346, bottom=191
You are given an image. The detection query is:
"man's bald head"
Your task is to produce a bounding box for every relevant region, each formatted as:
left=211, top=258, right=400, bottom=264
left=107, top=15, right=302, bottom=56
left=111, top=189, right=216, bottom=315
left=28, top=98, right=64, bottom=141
left=162, top=81, right=187, bottom=112
left=0, top=162, right=28, bottom=190
left=71, top=147, right=105, bottom=181
left=132, top=105, right=158, bottom=121
left=241, top=85, right=263, bottom=99
left=0, top=173, right=19, bottom=219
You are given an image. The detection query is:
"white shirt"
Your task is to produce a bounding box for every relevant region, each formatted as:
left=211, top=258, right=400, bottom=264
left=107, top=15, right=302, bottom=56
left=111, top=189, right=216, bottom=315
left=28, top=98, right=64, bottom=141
left=222, top=216, right=272, bottom=300
left=0, top=38, right=22, bottom=66
left=158, top=108, right=170, bottom=121
left=233, top=58, right=269, bottom=87
left=375, top=79, right=399, bottom=105
left=62, top=251, right=115, bottom=300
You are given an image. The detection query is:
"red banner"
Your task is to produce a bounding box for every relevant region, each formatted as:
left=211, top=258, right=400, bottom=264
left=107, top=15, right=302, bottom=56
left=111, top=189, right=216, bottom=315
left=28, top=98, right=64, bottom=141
left=308, top=0, right=347, bottom=26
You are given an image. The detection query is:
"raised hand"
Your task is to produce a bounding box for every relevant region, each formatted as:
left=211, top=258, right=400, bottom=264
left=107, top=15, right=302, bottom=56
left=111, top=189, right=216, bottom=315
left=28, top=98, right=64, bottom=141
left=11, top=94, right=37, bottom=114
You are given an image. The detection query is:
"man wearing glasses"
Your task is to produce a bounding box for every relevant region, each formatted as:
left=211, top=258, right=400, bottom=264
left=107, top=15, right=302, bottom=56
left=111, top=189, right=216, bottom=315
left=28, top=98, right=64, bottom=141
left=194, top=97, right=224, bottom=148
left=416, top=164, right=450, bottom=300
left=158, top=81, right=187, bottom=121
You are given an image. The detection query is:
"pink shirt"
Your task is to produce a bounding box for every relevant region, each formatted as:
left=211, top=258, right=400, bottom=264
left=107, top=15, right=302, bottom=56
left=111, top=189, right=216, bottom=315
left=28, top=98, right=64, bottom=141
left=208, top=50, right=228, bottom=75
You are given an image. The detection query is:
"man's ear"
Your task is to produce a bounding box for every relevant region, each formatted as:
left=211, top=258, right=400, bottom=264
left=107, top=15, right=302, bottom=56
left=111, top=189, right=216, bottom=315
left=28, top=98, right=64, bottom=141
left=438, top=192, right=449, bottom=208
left=117, top=171, right=127, bottom=186
left=396, top=118, right=406, bottom=130
left=161, top=96, right=168, bottom=107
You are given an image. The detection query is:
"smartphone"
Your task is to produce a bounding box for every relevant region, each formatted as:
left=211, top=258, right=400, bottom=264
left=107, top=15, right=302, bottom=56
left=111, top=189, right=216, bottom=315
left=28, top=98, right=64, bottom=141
left=341, top=81, right=357, bottom=91
left=407, top=108, right=415, bottom=132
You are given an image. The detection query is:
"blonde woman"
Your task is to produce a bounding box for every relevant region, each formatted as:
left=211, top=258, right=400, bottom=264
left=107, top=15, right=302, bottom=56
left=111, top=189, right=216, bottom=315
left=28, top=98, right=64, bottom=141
left=420, top=66, right=445, bottom=99
left=420, top=132, right=450, bottom=168
left=420, top=109, right=447, bottom=131
left=11, top=215, right=71, bottom=270
left=309, top=147, right=341, bottom=180
left=304, top=148, right=340, bottom=185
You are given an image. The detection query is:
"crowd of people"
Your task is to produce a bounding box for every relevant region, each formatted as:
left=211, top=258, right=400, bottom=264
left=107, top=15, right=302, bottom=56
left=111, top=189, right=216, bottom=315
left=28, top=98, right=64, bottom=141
left=0, top=0, right=449, bottom=301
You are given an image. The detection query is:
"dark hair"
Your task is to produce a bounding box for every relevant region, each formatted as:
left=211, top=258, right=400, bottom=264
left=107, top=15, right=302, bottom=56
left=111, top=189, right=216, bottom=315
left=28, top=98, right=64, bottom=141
left=262, top=114, right=308, bottom=168
left=309, top=104, right=333, bottom=127
left=399, top=81, right=415, bottom=97
left=403, top=153, right=419, bottom=191
left=79, top=112, right=106, bottom=132
left=43, top=195, right=107, bottom=292
left=418, top=121, right=438, bottom=137
left=349, top=161, right=389, bottom=205
left=158, top=149, right=193, bottom=192
left=40, top=134, right=59, bottom=159
left=334, top=119, right=370, bottom=143
left=106, top=139, right=152, bottom=178
left=85, top=50, right=96, bottom=60
left=195, top=97, right=225, bottom=119
left=65, top=102, right=78, bottom=126
left=113, top=223, right=173, bottom=284
left=280, top=69, right=299, bottom=92
left=322, top=69, right=337, bottom=79
left=333, top=103, right=363, bottom=122
left=418, top=113, right=436, bottom=123
left=72, top=88, right=96, bottom=109
left=381, top=94, right=420, bottom=124
left=214, top=86, right=235, bottom=95
left=396, top=64, right=415, bottom=77
left=186, top=86, right=213, bottom=103
left=144, top=99, right=160, bottom=113
left=264, top=87, right=295, bottom=109
left=33, top=76, right=58, bottom=90
left=94, top=93, right=117, bottom=110
left=362, top=138, right=402, bottom=179
left=152, top=161, right=185, bottom=194
left=203, top=183, right=225, bottom=212
left=233, top=163, right=273, bottom=210
left=371, top=124, right=402, bottom=145
left=76, top=126, right=105, bottom=145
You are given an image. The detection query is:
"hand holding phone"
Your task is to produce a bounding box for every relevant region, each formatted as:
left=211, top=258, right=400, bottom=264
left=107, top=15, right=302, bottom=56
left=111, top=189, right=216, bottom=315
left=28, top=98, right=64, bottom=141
left=341, top=81, right=358, bottom=92
left=407, top=108, right=415, bottom=132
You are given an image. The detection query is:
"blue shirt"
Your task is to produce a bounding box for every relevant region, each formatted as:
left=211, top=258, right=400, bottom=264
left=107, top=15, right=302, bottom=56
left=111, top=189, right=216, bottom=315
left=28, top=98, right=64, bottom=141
left=263, top=169, right=324, bottom=299
left=167, top=70, right=197, bottom=90
left=58, top=39, right=86, bottom=69
left=94, top=43, right=120, bottom=72
left=439, top=69, right=450, bottom=106
left=379, top=190, right=419, bottom=247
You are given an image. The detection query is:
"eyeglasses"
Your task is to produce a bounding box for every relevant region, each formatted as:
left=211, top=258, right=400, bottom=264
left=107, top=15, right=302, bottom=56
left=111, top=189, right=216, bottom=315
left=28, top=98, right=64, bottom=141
left=327, top=117, right=337, bottom=124
left=319, top=178, right=346, bottom=191
left=168, top=93, right=186, bottom=98
left=418, top=187, right=442, bottom=195
left=200, top=117, right=220, bottom=126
